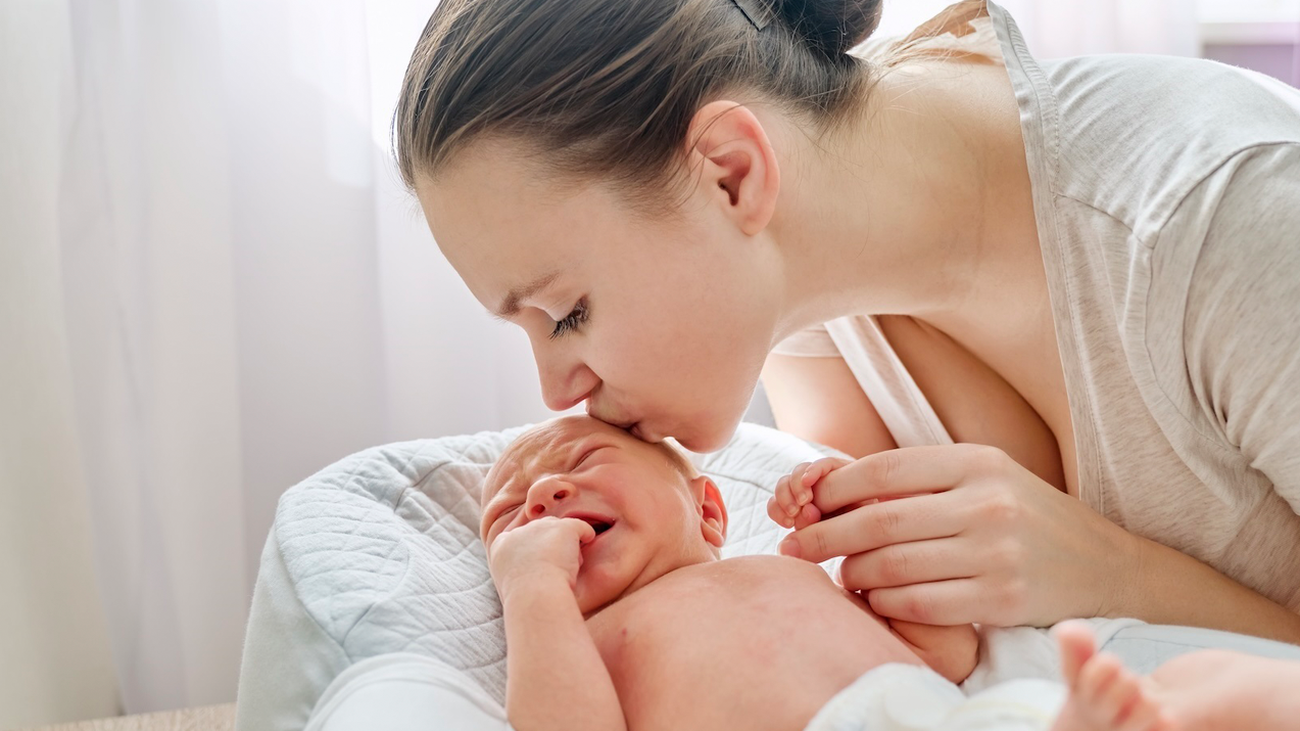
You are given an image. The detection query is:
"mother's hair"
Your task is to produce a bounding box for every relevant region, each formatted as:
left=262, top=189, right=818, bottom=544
left=392, top=0, right=885, bottom=205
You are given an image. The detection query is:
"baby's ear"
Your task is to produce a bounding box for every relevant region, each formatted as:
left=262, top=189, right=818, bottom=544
left=691, top=476, right=728, bottom=549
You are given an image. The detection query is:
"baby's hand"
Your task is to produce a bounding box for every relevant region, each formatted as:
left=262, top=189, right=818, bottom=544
left=767, top=457, right=851, bottom=530
left=488, top=516, right=596, bottom=601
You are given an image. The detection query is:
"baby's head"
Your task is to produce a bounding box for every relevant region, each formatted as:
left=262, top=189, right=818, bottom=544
left=480, top=415, right=728, bottom=614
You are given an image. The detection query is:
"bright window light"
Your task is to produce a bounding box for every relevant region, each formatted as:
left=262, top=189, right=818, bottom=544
left=1198, top=0, right=1300, bottom=23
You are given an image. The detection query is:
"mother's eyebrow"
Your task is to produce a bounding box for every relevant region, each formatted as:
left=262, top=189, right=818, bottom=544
left=494, top=270, right=561, bottom=319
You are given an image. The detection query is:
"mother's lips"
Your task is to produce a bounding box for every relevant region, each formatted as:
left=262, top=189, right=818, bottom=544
left=613, top=420, right=639, bottom=434
left=630, top=423, right=664, bottom=442
left=587, top=410, right=641, bottom=436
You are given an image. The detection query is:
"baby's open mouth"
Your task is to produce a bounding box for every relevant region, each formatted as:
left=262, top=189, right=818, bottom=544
left=564, top=512, right=616, bottom=542
left=583, top=518, right=614, bottom=535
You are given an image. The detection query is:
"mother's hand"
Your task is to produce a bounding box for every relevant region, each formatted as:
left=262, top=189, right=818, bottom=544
left=777, top=444, right=1138, bottom=628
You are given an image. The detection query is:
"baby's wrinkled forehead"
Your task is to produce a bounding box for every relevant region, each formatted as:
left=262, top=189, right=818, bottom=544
left=480, top=417, right=696, bottom=506
left=481, top=422, right=580, bottom=505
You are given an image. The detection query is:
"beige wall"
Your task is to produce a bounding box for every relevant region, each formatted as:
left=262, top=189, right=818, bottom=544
left=1, top=1, right=121, bottom=727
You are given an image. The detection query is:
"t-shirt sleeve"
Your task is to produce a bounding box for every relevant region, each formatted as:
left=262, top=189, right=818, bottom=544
left=770, top=322, right=841, bottom=358
left=1181, top=143, right=1300, bottom=516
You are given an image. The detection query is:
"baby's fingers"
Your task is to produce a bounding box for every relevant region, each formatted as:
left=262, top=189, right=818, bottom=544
left=792, top=502, right=822, bottom=530
left=768, top=475, right=799, bottom=528
left=805, top=457, right=849, bottom=488
left=772, top=458, right=849, bottom=528
left=767, top=495, right=796, bottom=528
left=787, top=463, right=812, bottom=504
left=778, top=474, right=802, bottom=512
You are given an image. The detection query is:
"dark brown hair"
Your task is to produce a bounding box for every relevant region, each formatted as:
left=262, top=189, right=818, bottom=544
left=393, top=0, right=885, bottom=200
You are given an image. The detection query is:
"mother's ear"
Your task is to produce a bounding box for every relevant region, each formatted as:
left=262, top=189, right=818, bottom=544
left=685, top=100, right=780, bottom=236
left=691, top=475, right=729, bottom=549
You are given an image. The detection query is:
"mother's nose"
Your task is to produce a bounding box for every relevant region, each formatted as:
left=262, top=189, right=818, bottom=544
left=525, top=476, right=576, bottom=517
left=533, top=345, right=600, bottom=412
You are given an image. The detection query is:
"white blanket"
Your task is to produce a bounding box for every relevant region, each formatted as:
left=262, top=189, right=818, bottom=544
left=811, top=618, right=1300, bottom=731
left=807, top=663, right=1064, bottom=731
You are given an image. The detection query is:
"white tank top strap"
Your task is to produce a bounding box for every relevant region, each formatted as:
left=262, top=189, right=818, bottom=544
left=823, top=316, right=954, bottom=448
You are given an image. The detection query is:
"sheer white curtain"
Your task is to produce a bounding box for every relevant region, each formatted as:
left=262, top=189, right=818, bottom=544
left=2, top=0, right=558, bottom=724
left=878, top=0, right=1201, bottom=56
left=1, top=0, right=1203, bottom=726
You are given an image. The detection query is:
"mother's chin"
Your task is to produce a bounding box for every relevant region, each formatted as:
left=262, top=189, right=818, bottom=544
left=662, top=408, right=748, bottom=455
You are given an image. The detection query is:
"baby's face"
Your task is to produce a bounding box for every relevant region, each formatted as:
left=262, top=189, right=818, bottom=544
left=481, top=415, right=725, bottom=614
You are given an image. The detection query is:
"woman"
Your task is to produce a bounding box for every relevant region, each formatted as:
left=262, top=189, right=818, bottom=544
left=392, top=0, right=1300, bottom=641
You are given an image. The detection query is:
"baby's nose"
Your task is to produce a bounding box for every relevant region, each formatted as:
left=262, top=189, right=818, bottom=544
left=528, top=483, right=573, bottom=516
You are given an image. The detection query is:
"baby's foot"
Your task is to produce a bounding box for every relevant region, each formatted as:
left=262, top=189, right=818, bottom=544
left=766, top=457, right=846, bottom=529
left=1052, top=622, right=1171, bottom=731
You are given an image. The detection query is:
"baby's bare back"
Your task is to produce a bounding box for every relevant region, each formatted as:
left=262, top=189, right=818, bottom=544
left=585, top=555, right=924, bottom=731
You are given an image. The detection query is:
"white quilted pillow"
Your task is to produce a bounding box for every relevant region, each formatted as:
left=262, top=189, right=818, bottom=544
left=234, top=423, right=843, bottom=731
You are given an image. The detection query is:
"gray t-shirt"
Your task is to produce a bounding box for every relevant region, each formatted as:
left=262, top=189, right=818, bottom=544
left=996, top=1, right=1300, bottom=612
left=777, top=1, right=1300, bottom=612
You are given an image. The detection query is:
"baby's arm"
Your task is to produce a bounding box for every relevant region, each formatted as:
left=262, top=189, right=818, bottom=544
left=491, top=517, right=627, bottom=731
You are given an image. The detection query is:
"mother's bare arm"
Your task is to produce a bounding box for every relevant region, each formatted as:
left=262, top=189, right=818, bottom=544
left=761, top=353, right=896, bottom=459
left=1112, top=538, right=1300, bottom=645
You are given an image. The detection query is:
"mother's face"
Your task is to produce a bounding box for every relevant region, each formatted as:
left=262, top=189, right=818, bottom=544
left=415, top=141, right=781, bottom=452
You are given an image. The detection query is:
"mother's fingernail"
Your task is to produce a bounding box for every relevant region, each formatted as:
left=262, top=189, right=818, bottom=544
left=778, top=536, right=801, bottom=559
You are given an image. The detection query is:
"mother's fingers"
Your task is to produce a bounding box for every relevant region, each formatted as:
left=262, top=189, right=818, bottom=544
left=838, top=537, right=977, bottom=591
left=779, top=490, right=969, bottom=563
left=865, top=579, right=991, bottom=626
left=812, top=444, right=1005, bottom=515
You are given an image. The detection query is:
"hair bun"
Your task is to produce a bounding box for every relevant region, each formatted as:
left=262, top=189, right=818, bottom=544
left=772, top=0, right=883, bottom=57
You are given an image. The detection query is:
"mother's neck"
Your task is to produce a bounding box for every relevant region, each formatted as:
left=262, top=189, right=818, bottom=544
left=764, top=61, right=1037, bottom=344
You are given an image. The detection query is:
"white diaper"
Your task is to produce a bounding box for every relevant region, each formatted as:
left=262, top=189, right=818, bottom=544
left=805, top=663, right=1065, bottom=731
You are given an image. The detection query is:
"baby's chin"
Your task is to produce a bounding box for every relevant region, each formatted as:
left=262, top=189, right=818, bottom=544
left=577, top=551, right=720, bottom=616
left=577, top=583, right=628, bottom=618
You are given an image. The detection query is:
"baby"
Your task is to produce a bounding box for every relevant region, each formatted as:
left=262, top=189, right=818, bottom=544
left=483, top=415, right=1300, bottom=731
left=480, top=415, right=978, bottom=731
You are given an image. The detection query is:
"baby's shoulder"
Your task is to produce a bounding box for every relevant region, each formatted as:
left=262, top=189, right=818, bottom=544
left=718, top=553, right=830, bottom=574
left=592, top=555, right=835, bottom=628
left=707, top=554, right=838, bottom=591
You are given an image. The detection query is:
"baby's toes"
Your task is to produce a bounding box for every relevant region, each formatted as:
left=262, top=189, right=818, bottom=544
left=1101, top=668, right=1146, bottom=731
left=1054, top=621, right=1097, bottom=688
left=1078, top=653, right=1124, bottom=715
left=1114, top=678, right=1168, bottom=731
